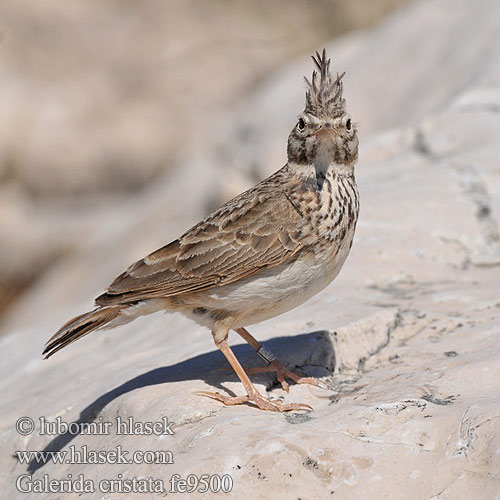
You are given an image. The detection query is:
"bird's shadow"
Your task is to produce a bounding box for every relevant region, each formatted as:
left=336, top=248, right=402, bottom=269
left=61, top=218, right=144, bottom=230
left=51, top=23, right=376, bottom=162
left=27, top=330, right=333, bottom=473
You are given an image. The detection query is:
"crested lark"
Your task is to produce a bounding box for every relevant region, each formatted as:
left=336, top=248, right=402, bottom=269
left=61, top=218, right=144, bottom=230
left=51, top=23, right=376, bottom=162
left=44, top=49, right=359, bottom=412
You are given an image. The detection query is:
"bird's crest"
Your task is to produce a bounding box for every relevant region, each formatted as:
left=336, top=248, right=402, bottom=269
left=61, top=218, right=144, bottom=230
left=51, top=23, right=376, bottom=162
left=304, top=49, right=345, bottom=119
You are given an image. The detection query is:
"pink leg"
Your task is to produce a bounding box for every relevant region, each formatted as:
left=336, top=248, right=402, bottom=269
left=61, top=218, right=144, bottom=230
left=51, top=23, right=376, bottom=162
left=234, top=327, right=329, bottom=392
left=195, top=338, right=312, bottom=412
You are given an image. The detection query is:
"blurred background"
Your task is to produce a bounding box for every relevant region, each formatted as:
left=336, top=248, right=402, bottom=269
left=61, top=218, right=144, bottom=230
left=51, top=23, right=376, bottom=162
left=0, top=0, right=407, bottom=324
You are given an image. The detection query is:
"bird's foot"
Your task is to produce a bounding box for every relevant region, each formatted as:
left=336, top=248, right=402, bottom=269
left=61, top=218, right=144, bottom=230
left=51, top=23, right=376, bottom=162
left=245, top=360, right=329, bottom=393
left=194, top=389, right=312, bottom=412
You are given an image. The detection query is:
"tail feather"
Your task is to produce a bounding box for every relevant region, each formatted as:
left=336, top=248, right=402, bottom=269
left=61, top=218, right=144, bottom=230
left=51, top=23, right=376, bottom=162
left=43, top=306, right=122, bottom=358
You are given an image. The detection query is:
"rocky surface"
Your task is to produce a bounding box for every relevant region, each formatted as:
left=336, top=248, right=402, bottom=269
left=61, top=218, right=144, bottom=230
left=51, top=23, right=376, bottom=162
left=2, top=0, right=500, bottom=498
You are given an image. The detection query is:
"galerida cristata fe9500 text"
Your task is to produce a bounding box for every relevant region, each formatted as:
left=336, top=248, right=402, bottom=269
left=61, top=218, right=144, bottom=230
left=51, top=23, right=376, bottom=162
left=45, top=49, right=359, bottom=412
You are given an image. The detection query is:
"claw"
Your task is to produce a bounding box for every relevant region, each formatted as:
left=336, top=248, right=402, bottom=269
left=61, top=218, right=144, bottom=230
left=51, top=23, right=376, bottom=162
left=245, top=360, right=329, bottom=392
left=193, top=390, right=312, bottom=412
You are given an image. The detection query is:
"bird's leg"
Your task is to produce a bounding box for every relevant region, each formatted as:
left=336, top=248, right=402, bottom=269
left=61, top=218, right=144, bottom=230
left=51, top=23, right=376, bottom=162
left=195, top=331, right=311, bottom=412
left=234, top=327, right=328, bottom=392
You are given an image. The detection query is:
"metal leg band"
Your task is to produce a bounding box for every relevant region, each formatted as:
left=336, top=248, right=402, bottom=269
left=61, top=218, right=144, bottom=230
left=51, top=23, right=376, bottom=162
left=256, top=345, right=277, bottom=364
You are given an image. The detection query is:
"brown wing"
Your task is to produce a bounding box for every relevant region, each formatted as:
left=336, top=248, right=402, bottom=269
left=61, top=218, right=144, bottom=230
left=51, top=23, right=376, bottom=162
left=95, top=174, right=309, bottom=306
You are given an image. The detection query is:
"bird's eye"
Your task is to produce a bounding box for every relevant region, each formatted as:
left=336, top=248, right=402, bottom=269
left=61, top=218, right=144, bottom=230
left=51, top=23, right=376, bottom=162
left=297, top=118, right=305, bottom=130
left=346, top=118, right=352, bottom=131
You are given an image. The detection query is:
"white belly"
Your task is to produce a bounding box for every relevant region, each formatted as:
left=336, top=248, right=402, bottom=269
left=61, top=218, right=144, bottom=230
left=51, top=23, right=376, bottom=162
left=189, top=233, right=354, bottom=328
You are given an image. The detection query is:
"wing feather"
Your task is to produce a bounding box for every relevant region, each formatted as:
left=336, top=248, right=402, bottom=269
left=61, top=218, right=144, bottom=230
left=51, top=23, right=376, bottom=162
left=95, top=173, right=309, bottom=307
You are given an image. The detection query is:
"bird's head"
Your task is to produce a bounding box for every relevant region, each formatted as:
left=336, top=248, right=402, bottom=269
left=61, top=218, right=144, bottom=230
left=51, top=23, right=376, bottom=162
left=287, top=49, right=358, bottom=174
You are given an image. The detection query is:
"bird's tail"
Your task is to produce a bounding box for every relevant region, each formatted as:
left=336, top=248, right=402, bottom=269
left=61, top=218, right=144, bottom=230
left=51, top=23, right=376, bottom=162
left=43, top=306, right=123, bottom=359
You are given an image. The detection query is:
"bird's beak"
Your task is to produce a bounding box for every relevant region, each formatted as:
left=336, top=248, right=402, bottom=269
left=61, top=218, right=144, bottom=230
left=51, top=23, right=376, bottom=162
left=315, top=126, right=336, bottom=142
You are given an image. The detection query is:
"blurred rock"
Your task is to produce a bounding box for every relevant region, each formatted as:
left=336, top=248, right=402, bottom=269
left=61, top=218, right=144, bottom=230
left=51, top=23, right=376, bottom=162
left=0, top=0, right=404, bottom=197
left=1, top=0, right=500, bottom=498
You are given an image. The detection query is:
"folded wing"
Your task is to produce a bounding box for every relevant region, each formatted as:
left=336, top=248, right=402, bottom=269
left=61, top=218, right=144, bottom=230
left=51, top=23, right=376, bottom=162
left=95, top=177, right=309, bottom=306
